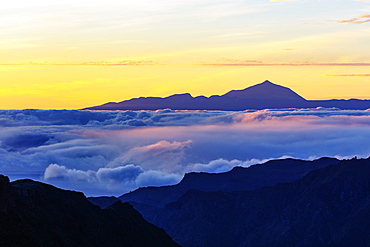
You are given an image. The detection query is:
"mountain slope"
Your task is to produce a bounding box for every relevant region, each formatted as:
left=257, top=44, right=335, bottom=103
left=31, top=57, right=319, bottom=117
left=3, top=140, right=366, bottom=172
left=148, top=157, right=370, bottom=247
left=84, top=80, right=370, bottom=110
left=222, top=80, right=305, bottom=100
left=0, top=175, right=179, bottom=247
left=117, top=157, right=339, bottom=208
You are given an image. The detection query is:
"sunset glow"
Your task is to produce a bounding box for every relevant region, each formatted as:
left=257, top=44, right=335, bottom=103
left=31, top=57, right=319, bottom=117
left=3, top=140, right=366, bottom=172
left=1, top=0, right=369, bottom=109
left=2, top=2, right=370, bottom=244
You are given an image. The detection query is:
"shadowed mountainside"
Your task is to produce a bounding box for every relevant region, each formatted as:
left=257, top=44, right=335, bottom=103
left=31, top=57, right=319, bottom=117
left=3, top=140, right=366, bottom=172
left=154, top=158, right=370, bottom=247
left=0, top=176, right=179, bottom=247
left=84, top=80, right=370, bottom=111
left=90, top=157, right=341, bottom=245
left=133, top=157, right=370, bottom=247
left=115, top=157, right=339, bottom=208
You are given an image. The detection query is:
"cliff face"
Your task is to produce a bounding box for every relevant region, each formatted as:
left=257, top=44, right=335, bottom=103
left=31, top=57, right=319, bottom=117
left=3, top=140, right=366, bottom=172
left=0, top=175, right=179, bottom=247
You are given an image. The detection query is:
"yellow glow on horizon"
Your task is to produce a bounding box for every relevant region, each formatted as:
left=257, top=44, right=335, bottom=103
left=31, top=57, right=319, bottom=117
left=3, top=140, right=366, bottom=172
left=1, top=1, right=370, bottom=109
left=0, top=64, right=369, bottom=110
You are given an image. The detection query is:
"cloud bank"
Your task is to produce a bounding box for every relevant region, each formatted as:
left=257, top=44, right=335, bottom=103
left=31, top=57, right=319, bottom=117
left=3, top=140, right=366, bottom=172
left=0, top=108, right=369, bottom=196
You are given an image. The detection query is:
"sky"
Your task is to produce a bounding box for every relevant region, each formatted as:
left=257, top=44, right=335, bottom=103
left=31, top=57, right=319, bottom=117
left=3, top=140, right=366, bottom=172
left=1, top=0, right=370, bottom=109
left=1, top=108, right=370, bottom=196
left=1, top=1, right=370, bottom=196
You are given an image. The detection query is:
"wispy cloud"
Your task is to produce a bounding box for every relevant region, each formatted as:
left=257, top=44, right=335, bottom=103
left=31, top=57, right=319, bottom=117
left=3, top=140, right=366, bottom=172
left=80, top=60, right=157, bottom=66
left=109, top=140, right=192, bottom=172
left=0, top=60, right=157, bottom=66
left=203, top=62, right=370, bottom=66
left=212, top=58, right=264, bottom=64
left=329, top=14, right=370, bottom=24
left=302, top=20, right=323, bottom=25
left=321, top=74, right=370, bottom=77
left=2, top=61, right=370, bottom=67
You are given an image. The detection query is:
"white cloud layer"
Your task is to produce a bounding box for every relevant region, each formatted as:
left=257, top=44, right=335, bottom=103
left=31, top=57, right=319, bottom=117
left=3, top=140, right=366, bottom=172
left=43, top=163, right=182, bottom=194
left=0, top=108, right=369, bottom=196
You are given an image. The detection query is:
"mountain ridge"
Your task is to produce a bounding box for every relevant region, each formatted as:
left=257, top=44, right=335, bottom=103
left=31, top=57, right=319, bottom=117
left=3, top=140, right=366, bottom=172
left=162, top=156, right=370, bottom=247
left=84, top=80, right=370, bottom=111
left=115, top=157, right=339, bottom=209
left=0, top=175, right=180, bottom=247
left=117, top=157, right=370, bottom=247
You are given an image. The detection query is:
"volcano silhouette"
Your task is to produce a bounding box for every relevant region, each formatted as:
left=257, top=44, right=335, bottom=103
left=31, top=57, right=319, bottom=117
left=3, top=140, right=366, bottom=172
left=84, top=80, right=370, bottom=110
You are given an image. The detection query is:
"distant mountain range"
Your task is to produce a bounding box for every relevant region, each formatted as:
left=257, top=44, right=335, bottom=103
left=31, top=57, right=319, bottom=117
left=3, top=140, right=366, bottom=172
left=0, top=175, right=179, bottom=247
left=89, top=156, right=370, bottom=247
left=84, top=80, right=370, bottom=111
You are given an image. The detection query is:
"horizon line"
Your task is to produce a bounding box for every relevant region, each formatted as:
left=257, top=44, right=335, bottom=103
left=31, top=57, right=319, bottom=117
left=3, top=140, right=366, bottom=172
left=1, top=63, right=370, bottom=66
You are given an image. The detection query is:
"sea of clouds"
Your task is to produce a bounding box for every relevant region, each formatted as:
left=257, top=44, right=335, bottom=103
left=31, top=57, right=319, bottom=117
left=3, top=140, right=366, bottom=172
left=1, top=108, right=370, bottom=196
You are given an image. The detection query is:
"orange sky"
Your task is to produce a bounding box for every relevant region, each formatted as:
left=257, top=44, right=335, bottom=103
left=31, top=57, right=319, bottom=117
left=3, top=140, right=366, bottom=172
left=1, top=0, right=369, bottom=109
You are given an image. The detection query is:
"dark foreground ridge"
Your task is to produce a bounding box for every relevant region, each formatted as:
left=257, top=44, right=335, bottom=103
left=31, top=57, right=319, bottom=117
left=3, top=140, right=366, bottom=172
left=84, top=80, right=370, bottom=110
left=91, top=157, right=370, bottom=247
left=0, top=176, right=179, bottom=247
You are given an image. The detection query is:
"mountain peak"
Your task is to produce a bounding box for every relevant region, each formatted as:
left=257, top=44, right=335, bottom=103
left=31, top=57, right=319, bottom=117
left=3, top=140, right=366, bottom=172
left=262, top=80, right=273, bottom=84
left=222, top=80, right=306, bottom=101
